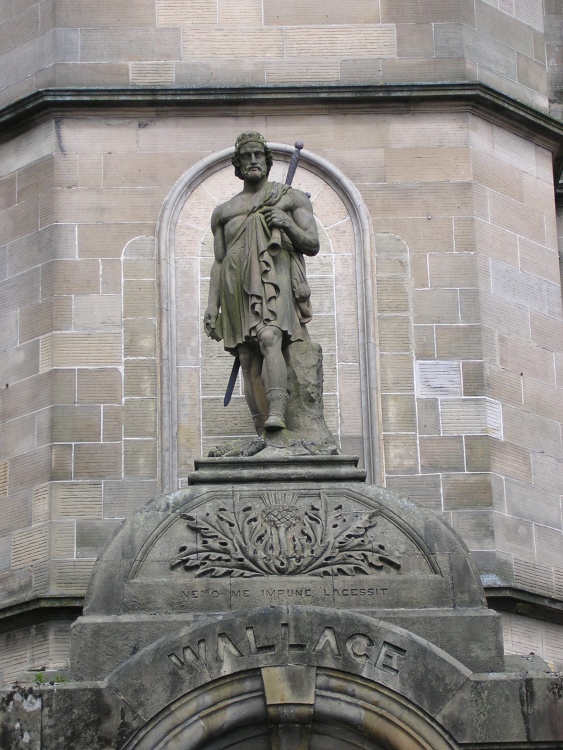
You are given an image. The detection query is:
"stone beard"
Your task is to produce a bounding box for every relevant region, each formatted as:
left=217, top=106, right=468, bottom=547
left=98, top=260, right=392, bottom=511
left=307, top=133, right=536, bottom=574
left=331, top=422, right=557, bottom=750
left=203, top=132, right=320, bottom=435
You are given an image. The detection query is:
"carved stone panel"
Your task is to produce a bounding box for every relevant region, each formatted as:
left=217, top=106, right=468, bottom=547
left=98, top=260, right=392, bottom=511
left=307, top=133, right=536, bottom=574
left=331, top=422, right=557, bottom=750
left=82, top=479, right=485, bottom=618
left=170, top=490, right=402, bottom=577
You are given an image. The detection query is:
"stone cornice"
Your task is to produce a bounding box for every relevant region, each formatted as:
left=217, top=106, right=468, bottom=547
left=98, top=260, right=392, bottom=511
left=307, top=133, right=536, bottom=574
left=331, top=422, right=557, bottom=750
left=0, top=597, right=82, bottom=629
left=485, top=587, right=563, bottom=626
left=2, top=81, right=563, bottom=149
left=3, top=82, right=563, bottom=179
left=0, top=589, right=562, bottom=630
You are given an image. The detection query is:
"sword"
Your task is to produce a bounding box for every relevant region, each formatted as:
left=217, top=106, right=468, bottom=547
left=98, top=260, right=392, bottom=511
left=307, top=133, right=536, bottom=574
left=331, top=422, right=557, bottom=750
left=224, top=356, right=240, bottom=407
left=223, top=140, right=305, bottom=407
left=268, top=140, right=304, bottom=254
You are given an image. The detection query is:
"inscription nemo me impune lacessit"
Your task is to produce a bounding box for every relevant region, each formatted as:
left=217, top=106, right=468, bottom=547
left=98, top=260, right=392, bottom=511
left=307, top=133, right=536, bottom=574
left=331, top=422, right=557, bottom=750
left=181, top=586, right=389, bottom=600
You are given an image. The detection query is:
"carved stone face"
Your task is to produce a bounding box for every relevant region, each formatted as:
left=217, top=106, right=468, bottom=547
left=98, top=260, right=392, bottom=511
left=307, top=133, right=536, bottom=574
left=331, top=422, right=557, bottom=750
left=238, top=141, right=268, bottom=182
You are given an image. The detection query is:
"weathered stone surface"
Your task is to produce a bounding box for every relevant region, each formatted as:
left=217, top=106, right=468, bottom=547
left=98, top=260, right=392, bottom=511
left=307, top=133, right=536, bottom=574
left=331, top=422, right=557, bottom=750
left=72, top=605, right=504, bottom=682
left=40, top=683, right=140, bottom=750
left=0, top=686, right=42, bottom=749
left=107, top=606, right=472, bottom=721
left=3, top=655, right=562, bottom=748
left=377, top=608, right=504, bottom=673
left=436, top=661, right=563, bottom=744
left=0, top=682, right=141, bottom=750
left=1, top=96, right=562, bottom=745
left=3, top=464, right=561, bottom=747
left=284, top=333, right=335, bottom=446
left=189, top=454, right=366, bottom=484
left=69, top=465, right=503, bottom=682
left=80, top=476, right=485, bottom=616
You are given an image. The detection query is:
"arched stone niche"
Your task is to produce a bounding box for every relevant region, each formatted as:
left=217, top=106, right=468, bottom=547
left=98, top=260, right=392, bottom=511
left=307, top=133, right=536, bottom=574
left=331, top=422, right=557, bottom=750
left=157, top=145, right=381, bottom=491
left=109, top=607, right=463, bottom=750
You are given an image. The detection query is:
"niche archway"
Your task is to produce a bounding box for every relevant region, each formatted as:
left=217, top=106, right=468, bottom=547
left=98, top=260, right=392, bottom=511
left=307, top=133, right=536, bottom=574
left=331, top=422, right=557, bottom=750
left=157, top=144, right=381, bottom=490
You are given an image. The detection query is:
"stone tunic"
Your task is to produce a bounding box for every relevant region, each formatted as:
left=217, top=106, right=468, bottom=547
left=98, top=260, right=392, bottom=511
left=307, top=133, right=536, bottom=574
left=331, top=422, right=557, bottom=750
left=218, top=182, right=311, bottom=354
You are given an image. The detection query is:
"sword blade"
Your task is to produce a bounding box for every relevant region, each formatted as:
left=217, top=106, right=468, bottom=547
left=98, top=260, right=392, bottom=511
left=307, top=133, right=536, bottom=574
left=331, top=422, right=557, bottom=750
left=285, top=140, right=304, bottom=186
left=223, top=356, right=241, bottom=407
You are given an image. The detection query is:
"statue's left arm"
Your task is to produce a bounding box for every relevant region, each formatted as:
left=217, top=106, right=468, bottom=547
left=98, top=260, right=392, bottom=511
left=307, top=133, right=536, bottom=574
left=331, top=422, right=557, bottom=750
left=262, top=190, right=320, bottom=257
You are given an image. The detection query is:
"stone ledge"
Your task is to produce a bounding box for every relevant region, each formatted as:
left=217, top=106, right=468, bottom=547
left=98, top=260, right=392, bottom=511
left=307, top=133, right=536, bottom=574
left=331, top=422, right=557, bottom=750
left=1, top=82, right=563, bottom=176
left=0, top=597, right=83, bottom=627
left=188, top=454, right=367, bottom=484
left=485, top=587, right=563, bottom=627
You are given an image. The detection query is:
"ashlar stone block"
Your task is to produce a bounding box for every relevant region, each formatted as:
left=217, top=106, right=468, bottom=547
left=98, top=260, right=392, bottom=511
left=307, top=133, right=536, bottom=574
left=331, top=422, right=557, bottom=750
left=157, top=0, right=217, bottom=25
left=420, top=436, right=465, bottom=472
left=285, top=26, right=396, bottom=57
left=123, top=439, right=157, bottom=479
left=81, top=28, right=181, bottom=63
left=78, top=224, right=154, bottom=260
left=74, top=295, right=121, bottom=331
left=52, top=405, right=101, bottom=443
left=74, top=443, right=122, bottom=480
left=52, top=333, right=121, bottom=368
left=52, top=483, right=103, bottom=520
left=264, top=0, right=379, bottom=25
left=76, top=368, right=121, bottom=405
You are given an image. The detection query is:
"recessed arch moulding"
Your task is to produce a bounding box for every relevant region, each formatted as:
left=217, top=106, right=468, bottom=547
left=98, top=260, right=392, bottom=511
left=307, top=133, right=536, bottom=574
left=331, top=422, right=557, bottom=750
left=110, top=607, right=465, bottom=750
left=157, top=144, right=382, bottom=491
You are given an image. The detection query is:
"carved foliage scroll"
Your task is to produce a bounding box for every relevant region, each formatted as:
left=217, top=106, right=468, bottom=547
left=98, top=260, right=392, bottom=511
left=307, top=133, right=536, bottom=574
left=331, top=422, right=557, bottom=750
left=171, top=491, right=401, bottom=578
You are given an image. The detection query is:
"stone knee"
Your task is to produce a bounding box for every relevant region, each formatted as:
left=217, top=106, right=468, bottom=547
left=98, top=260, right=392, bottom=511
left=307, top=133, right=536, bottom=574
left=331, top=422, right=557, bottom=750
left=257, top=326, right=282, bottom=353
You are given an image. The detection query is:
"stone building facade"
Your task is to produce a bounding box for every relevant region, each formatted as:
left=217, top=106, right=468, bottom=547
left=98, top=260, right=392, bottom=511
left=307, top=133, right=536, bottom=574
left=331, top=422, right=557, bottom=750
left=0, top=0, right=562, bottom=706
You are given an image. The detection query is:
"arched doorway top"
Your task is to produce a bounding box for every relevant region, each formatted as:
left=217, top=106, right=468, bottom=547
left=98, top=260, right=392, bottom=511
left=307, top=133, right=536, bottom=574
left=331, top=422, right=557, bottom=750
left=111, top=606, right=463, bottom=750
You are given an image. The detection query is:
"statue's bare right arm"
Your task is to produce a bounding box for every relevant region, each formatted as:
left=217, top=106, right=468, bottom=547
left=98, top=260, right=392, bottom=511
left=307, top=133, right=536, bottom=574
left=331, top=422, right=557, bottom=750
left=204, top=205, right=225, bottom=341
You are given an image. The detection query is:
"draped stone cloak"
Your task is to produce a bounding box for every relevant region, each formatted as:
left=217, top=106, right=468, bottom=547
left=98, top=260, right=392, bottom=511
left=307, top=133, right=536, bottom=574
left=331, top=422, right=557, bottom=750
left=217, top=182, right=313, bottom=354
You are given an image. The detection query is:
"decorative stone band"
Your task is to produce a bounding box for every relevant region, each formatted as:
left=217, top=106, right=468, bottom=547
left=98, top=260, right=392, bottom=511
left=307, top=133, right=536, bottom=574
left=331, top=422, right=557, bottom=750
left=3, top=84, right=563, bottom=157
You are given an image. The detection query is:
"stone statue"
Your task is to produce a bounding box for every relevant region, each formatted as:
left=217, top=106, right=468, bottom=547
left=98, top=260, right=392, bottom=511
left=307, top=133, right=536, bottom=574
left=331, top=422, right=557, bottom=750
left=204, top=132, right=321, bottom=436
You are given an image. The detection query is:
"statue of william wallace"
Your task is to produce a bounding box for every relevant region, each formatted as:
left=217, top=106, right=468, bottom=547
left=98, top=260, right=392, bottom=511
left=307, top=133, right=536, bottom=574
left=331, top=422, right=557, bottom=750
left=204, top=132, right=320, bottom=435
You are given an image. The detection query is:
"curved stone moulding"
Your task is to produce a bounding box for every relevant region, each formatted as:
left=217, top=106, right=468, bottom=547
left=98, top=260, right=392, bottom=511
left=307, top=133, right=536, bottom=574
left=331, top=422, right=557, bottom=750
left=111, top=606, right=465, bottom=750
left=120, top=670, right=460, bottom=750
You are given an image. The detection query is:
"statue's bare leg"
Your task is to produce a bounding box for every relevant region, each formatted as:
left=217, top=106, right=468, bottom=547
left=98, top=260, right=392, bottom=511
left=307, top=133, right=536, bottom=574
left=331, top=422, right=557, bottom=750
left=237, top=344, right=267, bottom=435
left=257, top=326, right=287, bottom=430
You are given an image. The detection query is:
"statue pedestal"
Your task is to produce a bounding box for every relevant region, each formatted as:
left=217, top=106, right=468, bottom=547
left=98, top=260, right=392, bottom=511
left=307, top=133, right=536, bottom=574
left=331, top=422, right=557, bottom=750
left=188, top=454, right=366, bottom=484
left=73, top=455, right=503, bottom=682
left=9, top=457, right=557, bottom=749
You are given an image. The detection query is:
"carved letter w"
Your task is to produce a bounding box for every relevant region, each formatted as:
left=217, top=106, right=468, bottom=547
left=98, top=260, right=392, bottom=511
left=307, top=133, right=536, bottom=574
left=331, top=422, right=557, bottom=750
left=168, top=639, right=208, bottom=675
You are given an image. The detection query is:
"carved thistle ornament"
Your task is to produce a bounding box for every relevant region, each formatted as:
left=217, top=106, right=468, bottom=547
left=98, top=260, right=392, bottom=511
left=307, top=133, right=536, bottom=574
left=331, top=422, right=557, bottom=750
left=171, top=492, right=401, bottom=577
